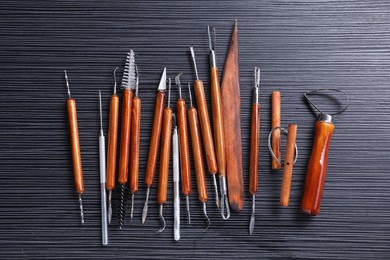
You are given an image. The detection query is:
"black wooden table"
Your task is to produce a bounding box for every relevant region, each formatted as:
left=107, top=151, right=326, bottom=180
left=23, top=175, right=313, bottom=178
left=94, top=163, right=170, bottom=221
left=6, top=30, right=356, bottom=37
left=0, top=1, right=389, bottom=259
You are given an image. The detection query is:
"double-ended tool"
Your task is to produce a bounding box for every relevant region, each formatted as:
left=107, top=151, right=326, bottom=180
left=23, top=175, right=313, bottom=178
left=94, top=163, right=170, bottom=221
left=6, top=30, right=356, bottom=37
left=142, top=68, right=167, bottom=224
left=172, top=114, right=180, bottom=241
left=98, top=91, right=108, bottom=246
left=64, top=70, right=85, bottom=224
left=207, top=26, right=230, bottom=220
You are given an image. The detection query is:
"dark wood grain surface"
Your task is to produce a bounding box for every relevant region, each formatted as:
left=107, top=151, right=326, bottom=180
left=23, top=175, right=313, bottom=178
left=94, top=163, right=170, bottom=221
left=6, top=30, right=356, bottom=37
left=0, top=0, right=389, bottom=259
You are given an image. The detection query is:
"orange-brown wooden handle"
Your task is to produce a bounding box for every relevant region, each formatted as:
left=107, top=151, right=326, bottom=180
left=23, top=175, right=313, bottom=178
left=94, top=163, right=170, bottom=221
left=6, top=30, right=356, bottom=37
left=210, top=67, right=226, bottom=177
left=249, top=103, right=260, bottom=195
left=188, top=108, right=208, bottom=203
left=106, top=94, right=119, bottom=191
left=301, top=120, right=334, bottom=215
left=177, top=99, right=192, bottom=196
left=193, top=79, right=218, bottom=174
left=145, top=91, right=165, bottom=187
left=67, top=99, right=84, bottom=194
left=280, top=124, right=297, bottom=206
left=157, top=108, right=172, bottom=205
left=129, top=97, right=141, bottom=193
left=271, top=91, right=281, bottom=170
left=118, top=89, right=132, bottom=185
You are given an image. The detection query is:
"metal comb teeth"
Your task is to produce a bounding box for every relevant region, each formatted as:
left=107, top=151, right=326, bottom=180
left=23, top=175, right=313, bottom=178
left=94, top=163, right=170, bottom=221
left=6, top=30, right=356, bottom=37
left=208, top=26, right=216, bottom=51
left=121, top=50, right=136, bottom=90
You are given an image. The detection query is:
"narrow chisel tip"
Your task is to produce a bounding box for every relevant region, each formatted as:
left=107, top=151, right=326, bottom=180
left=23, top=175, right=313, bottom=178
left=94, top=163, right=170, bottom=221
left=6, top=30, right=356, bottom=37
left=130, top=193, right=134, bottom=222
left=141, top=187, right=150, bottom=224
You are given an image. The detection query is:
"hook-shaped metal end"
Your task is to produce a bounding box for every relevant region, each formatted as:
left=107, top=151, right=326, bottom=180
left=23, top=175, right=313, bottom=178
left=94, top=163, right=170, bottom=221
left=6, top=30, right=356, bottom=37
left=141, top=187, right=150, bottom=224
left=175, top=73, right=183, bottom=99
left=249, top=194, right=255, bottom=236
left=64, top=70, right=71, bottom=99
left=202, top=203, right=210, bottom=232
left=108, top=190, right=112, bottom=225
left=113, top=67, right=119, bottom=95
left=79, top=193, right=84, bottom=224
left=167, top=78, right=171, bottom=108
left=304, top=88, right=349, bottom=117
left=157, top=204, right=166, bottom=233
left=219, top=176, right=230, bottom=220
left=268, top=126, right=299, bottom=165
left=189, top=46, right=199, bottom=80
left=212, top=174, right=220, bottom=208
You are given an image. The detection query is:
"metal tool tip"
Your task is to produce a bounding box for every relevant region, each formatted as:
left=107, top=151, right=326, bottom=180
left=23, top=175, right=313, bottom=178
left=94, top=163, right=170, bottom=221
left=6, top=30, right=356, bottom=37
left=249, top=194, right=256, bottom=235
left=141, top=188, right=150, bottom=224
left=108, top=190, right=112, bottom=224
left=167, top=78, right=172, bottom=108
left=157, top=205, right=166, bottom=233
left=212, top=175, right=220, bottom=208
left=202, top=203, right=210, bottom=232
left=113, top=67, right=118, bottom=95
left=79, top=194, right=84, bottom=224
left=130, top=193, right=135, bottom=222
left=64, top=70, right=71, bottom=98
left=186, top=196, right=191, bottom=224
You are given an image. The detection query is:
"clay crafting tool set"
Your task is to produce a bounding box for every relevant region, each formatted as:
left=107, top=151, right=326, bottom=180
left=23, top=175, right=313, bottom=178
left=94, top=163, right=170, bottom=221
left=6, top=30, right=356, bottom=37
left=61, top=21, right=349, bottom=244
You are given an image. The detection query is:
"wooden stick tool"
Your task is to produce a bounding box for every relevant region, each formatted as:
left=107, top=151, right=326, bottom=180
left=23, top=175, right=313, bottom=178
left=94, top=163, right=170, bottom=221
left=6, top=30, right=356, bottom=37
left=249, top=67, right=260, bottom=235
left=268, top=125, right=299, bottom=207
left=64, top=70, right=84, bottom=224
left=207, top=26, right=230, bottom=220
left=189, top=46, right=219, bottom=210
left=142, top=68, right=166, bottom=224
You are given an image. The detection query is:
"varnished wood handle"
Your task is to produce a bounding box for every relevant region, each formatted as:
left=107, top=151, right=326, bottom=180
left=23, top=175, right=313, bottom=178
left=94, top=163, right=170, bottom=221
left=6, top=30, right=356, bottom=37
left=118, top=89, right=132, bottom=185
left=210, top=67, right=226, bottom=177
left=194, top=79, right=218, bottom=174
left=271, top=91, right=281, bottom=170
left=106, top=94, right=119, bottom=191
left=177, top=99, right=192, bottom=196
left=188, top=107, right=208, bottom=203
left=280, top=124, right=297, bottom=206
left=145, top=91, right=165, bottom=187
left=67, top=98, right=84, bottom=194
left=129, top=97, right=141, bottom=194
left=249, top=103, right=260, bottom=195
left=301, top=120, right=334, bottom=216
left=157, top=108, right=172, bottom=205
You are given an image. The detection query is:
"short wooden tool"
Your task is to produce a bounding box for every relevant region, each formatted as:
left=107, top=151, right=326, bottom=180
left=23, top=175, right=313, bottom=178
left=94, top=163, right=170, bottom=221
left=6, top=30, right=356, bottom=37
left=221, top=20, right=244, bottom=212
left=271, top=91, right=281, bottom=170
left=280, top=124, right=297, bottom=206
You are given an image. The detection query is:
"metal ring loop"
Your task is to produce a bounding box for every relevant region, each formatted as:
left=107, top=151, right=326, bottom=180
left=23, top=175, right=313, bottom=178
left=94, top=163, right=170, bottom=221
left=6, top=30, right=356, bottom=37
left=267, top=126, right=298, bottom=165
left=304, top=88, right=349, bottom=116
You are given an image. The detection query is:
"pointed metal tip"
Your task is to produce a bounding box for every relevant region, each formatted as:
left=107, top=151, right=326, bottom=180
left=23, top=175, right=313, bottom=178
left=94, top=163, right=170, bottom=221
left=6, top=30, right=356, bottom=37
left=212, top=174, right=220, bottom=208
left=130, top=193, right=135, bottom=222
left=249, top=215, right=255, bottom=236
left=157, top=67, right=167, bottom=91
left=108, top=206, right=112, bottom=225
left=142, top=188, right=150, bottom=224
left=186, top=196, right=191, bottom=224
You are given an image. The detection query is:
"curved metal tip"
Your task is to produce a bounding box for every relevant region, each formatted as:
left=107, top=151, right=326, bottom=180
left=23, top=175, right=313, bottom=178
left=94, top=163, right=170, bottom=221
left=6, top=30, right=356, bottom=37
left=141, top=187, right=150, bottom=224
left=157, top=205, right=166, bottom=233
left=189, top=47, right=199, bottom=80
left=202, top=203, right=210, bottom=232
left=220, top=193, right=230, bottom=220
left=113, top=67, right=119, bottom=95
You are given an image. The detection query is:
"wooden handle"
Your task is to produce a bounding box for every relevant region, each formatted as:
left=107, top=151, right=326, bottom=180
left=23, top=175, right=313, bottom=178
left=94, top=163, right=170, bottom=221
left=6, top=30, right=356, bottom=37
left=249, top=103, right=260, bottom=195
left=157, top=108, right=172, bottom=205
left=280, top=124, right=298, bottom=206
left=301, top=120, right=334, bottom=215
left=177, top=99, right=192, bottom=196
left=194, top=79, right=218, bottom=174
left=118, top=89, right=132, bottom=185
left=145, top=91, right=165, bottom=187
left=271, top=91, right=281, bottom=170
left=188, top=108, right=208, bottom=203
left=67, top=99, right=84, bottom=194
left=129, top=97, right=141, bottom=194
left=106, top=94, right=119, bottom=191
left=210, top=67, right=226, bottom=177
